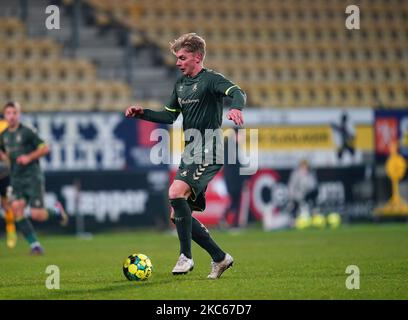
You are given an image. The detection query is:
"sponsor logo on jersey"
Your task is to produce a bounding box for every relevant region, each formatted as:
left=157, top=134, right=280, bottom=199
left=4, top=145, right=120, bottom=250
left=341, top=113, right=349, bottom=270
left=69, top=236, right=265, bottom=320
left=178, top=98, right=200, bottom=105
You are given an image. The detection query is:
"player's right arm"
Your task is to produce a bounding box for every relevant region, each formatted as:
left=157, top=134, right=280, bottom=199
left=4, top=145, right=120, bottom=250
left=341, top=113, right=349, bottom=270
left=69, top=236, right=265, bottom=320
left=125, top=86, right=181, bottom=124
left=0, top=140, right=10, bottom=169
left=0, top=151, right=7, bottom=162
left=0, top=133, right=7, bottom=161
left=15, top=127, right=49, bottom=166
left=125, top=105, right=179, bottom=124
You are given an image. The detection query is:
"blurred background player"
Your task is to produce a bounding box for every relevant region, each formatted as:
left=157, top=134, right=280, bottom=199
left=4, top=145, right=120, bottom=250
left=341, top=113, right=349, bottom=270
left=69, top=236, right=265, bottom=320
left=0, top=102, right=69, bottom=255
left=287, top=159, right=319, bottom=219
left=0, top=117, right=17, bottom=249
left=219, top=127, right=247, bottom=230
left=331, top=112, right=356, bottom=163
left=126, top=33, right=246, bottom=279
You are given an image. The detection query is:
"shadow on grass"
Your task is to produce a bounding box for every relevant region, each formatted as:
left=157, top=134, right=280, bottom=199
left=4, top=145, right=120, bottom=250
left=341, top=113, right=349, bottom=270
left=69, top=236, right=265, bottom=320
left=31, top=276, right=201, bottom=299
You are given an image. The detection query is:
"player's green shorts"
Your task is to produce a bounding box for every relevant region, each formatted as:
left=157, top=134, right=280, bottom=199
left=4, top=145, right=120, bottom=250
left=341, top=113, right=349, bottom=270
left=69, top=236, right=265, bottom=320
left=174, top=160, right=223, bottom=212
left=11, top=176, right=45, bottom=208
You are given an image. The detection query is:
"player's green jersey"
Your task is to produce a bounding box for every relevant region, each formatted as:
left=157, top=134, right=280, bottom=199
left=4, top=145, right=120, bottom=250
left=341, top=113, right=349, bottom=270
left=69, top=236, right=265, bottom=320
left=165, top=68, right=241, bottom=164
left=0, top=123, right=45, bottom=181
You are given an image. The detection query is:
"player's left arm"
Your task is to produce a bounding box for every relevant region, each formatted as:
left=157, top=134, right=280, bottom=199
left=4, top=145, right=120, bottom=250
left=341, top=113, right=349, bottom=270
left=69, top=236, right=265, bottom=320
left=212, top=74, right=246, bottom=126
left=0, top=151, right=8, bottom=164
left=0, top=135, right=5, bottom=161
left=226, top=89, right=246, bottom=126
left=0, top=134, right=10, bottom=164
left=16, top=128, right=49, bottom=166
left=16, top=143, right=49, bottom=166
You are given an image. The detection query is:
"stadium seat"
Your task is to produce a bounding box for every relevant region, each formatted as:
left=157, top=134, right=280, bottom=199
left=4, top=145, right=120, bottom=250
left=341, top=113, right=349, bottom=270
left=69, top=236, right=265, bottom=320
left=0, top=18, right=25, bottom=40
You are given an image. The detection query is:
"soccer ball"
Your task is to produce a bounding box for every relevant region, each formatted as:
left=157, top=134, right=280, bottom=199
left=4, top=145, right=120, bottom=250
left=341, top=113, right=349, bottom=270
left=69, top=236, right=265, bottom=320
left=123, top=253, right=153, bottom=281
left=327, top=212, right=341, bottom=228
left=295, top=214, right=311, bottom=229
left=311, top=214, right=326, bottom=229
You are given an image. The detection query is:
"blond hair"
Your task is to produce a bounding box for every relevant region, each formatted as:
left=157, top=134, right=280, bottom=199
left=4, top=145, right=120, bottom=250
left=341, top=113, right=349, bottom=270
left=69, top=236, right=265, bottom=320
left=3, top=101, right=21, bottom=113
left=170, top=33, right=206, bottom=59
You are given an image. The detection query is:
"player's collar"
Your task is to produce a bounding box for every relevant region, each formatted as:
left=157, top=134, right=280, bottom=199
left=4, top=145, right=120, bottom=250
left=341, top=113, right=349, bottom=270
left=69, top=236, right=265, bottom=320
left=7, top=123, right=22, bottom=133
left=188, top=68, right=206, bottom=79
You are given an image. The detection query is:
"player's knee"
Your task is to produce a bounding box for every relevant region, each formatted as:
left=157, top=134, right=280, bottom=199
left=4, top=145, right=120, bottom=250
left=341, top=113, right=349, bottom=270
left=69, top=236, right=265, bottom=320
left=1, top=197, right=8, bottom=209
left=13, top=210, right=24, bottom=219
left=168, top=190, right=184, bottom=199
left=168, top=184, right=190, bottom=200
left=31, top=209, right=47, bottom=221
left=11, top=202, right=24, bottom=218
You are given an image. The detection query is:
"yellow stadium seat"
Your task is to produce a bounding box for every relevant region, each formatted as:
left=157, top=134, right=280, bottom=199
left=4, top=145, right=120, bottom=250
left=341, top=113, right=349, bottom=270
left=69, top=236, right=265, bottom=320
left=0, top=18, right=25, bottom=40
left=1, top=1, right=406, bottom=109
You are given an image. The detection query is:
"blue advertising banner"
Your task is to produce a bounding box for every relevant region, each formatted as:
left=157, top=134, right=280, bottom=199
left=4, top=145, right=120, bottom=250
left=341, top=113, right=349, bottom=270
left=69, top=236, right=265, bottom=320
left=36, top=170, right=169, bottom=231
left=22, top=112, right=169, bottom=171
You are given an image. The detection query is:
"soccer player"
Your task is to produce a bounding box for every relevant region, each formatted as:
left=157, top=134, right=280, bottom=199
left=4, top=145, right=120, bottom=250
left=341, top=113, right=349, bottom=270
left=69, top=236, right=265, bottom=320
left=0, top=117, right=17, bottom=248
left=125, top=33, right=245, bottom=279
left=219, top=127, right=246, bottom=229
left=287, top=159, right=318, bottom=218
left=0, top=170, right=17, bottom=249
left=0, top=102, right=69, bottom=255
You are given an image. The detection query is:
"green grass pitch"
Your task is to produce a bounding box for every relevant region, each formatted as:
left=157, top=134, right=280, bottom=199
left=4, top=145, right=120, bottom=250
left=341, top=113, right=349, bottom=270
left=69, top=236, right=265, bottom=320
left=0, top=223, right=407, bottom=300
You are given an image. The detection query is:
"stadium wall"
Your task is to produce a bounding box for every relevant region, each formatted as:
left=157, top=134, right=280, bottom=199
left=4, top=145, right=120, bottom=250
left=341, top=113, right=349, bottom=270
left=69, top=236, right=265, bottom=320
left=1, top=108, right=397, bottom=231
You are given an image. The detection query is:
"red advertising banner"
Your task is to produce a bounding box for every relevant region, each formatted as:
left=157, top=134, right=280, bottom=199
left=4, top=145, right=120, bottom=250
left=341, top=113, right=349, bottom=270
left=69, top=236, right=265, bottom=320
left=375, top=117, right=398, bottom=155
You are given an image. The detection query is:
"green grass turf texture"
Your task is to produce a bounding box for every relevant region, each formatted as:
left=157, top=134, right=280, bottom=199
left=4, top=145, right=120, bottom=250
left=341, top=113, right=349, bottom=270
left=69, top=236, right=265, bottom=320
left=0, top=223, right=407, bottom=300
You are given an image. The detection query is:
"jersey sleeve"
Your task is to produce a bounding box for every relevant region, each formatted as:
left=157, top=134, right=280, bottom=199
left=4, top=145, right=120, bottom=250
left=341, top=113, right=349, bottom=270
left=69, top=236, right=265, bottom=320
left=211, top=72, right=240, bottom=97
left=139, top=85, right=181, bottom=124
left=164, top=85, right=182, bottom=114
left=211, top=72, right=246, bottom=110
left=0, top=133, right=4, bottom=152
left=26, top=127, right=46, bottom=150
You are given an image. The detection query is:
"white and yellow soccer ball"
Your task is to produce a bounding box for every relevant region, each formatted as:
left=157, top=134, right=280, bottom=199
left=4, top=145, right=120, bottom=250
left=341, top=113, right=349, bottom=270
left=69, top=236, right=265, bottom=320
left=123, top=253, right=153, bottom=281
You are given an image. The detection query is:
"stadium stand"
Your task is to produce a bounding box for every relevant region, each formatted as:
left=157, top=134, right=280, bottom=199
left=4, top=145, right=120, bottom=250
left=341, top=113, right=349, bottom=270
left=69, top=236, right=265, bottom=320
left=0, top=15, right=134, bottom=111
left=82, top=0, right=407, bottom=108
left=0, top=0, right=407, bottom=110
